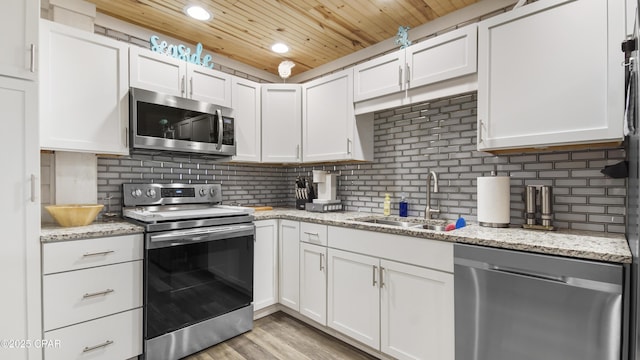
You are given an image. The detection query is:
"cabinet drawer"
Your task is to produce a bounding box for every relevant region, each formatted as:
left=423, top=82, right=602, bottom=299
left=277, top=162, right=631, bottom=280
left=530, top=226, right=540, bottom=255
left=44, top=308, right=142, bottom=360
left=300, top=222, right=328, bottom=246
left=43, top=261, right=143, bottom=331
left=43, top=234, right=143, bottom=274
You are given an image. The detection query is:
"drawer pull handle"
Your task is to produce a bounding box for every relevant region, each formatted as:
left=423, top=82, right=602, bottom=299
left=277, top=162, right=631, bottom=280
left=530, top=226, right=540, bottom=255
left=83, top=250, right=115, bottom=257
left=304, top=231, right=319, bottom=237
left=83, top=289, right=114, bottom=299
left=83, top=340, right=114, bottom=353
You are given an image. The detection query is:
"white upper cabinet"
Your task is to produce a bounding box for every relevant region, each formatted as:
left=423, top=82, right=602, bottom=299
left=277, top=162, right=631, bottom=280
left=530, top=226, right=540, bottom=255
left=129, top=46, right=232, bottom=107
left=406, top=24, right=477, bottom=89
left=261, top=84, right=302, bottom=163
left=303, top=69, right=373, bottom=162
left=353, top=51, right=405, bottom=102
left=188, top=65, right=232, bottom=107
left=232, top=77, right=262, bottom=162
left=353, top=24, right=478, bottom=113
left=129, top=46, right=185, bottom=97
left=477, top=0, right=625, bottom=151
left=40, top=20, right=129, bottom=155
left=0, top=0, right=38, bottom=80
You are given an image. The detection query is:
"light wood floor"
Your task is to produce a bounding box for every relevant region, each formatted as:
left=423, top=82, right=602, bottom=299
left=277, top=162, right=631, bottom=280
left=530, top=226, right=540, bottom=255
left=183, top=311, right=378, bottom=360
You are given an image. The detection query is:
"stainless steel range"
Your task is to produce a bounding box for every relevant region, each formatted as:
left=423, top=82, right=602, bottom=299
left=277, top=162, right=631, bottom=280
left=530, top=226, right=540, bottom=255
left=122, top=183, right=255, bottom=360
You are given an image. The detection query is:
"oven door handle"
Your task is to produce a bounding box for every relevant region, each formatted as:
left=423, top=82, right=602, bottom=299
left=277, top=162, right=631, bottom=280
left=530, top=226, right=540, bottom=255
left=148, top=224, right=255, bottom=249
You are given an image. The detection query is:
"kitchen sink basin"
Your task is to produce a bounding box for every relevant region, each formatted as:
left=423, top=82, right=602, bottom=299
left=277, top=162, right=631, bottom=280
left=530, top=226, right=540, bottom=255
left=356, top=217, right=446, bottom=231
left=358, top=218, right=417, bottom=228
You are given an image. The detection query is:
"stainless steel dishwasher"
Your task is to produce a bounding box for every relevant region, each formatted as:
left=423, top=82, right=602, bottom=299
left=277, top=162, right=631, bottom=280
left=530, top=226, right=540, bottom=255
left=454, top=243, right=624, bottom=360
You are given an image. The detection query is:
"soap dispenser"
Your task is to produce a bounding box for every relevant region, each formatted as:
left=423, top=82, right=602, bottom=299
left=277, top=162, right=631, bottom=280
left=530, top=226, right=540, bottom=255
left=399, top=194, right=408, bottom=217
left=383, top=193, right=391, bottom=216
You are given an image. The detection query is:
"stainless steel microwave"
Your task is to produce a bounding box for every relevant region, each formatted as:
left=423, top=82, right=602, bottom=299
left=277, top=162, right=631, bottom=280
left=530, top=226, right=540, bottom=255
left=129, top=87, right=235, bottom=158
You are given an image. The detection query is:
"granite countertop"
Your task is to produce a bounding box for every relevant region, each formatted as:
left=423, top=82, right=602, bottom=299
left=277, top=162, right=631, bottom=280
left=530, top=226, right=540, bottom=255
left=41, top=220, right=144, bottom=243
left=254, top=209, right=632, bottom=264
left=39, top=209, right=631, bottom=264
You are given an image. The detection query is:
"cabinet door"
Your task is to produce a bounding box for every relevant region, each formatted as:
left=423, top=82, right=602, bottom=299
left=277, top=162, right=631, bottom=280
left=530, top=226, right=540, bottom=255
left=261, top=84, right=301, bottom=163
left=40, top=20, right=129, bottom=155
left=0, top=0, right=38, bottom=80
left=380, top=260, right=454, bottom=360
left=253, top=220, right=278, bottom=311
left=279, top=220, right=300, bottom=311
left=0, top=77, right=41, bottom=360
left=300, top=243, right=327, bottom=325
left=232, top=77, right=261, bottom=162
left=327, top=248, right=380, bottom=349
left=188, top=65, right=232, bottom=107
left=303, top=69, right=355, bottom=162
left=129, top=46, right=186, bottom=97
left=477, top=0, right=625, bottom=151
left=353, top=50, right=405, bottom=102
left=407, top=24, right=477, bottom=89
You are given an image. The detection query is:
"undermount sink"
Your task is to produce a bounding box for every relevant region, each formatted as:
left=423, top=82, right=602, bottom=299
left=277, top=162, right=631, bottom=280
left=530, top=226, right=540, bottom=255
left=358, top=218, right=416, bottom=228
left=356, top=218, right=446, bottom=231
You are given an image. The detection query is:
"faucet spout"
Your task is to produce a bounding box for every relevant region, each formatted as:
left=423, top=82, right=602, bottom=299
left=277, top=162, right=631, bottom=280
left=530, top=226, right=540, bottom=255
left=425, top=170, right=440, bottom=219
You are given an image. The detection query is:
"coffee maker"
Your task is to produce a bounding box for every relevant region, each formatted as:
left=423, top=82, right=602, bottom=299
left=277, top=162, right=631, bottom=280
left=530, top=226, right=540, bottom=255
left=305, top=170, right=343, bottom=212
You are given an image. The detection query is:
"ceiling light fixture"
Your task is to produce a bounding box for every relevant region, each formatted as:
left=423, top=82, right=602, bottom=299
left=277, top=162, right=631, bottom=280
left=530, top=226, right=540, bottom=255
left=271, top=43, right=289, bottom=54
left=184, top=5, right=212, bottom=21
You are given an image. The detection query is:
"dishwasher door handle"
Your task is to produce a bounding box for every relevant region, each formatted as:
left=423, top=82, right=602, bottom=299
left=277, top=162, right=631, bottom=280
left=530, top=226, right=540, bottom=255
left=490, top=265, right=568, bottom=284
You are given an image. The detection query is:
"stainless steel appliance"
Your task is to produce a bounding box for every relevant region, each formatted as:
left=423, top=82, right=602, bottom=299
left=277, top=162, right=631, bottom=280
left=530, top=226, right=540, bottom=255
left=129, top=87, right=236, bottom=157
left=454, top=243, right=624, bottom=360
left=626, top=4, right=640, bottom=358
left=122, top=183, right=254, bottom=360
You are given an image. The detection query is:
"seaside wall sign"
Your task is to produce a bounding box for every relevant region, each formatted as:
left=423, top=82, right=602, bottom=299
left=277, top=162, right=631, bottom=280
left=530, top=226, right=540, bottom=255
left=150, top=35, right=214, bottom=69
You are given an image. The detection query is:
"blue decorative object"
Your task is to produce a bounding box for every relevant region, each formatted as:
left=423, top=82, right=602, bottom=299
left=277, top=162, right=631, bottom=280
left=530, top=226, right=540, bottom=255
left=150, top=35, right=214, bottom=69
left=395, top=26, right=412, bottom=49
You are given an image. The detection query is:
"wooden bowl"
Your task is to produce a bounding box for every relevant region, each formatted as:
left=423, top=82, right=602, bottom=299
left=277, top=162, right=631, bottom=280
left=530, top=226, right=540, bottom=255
left=45, top=204, right=104, bottom=227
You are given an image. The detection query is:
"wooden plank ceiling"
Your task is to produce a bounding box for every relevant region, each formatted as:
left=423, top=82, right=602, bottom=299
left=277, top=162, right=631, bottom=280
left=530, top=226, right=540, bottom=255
left=86, top=0, right=477, bottom=77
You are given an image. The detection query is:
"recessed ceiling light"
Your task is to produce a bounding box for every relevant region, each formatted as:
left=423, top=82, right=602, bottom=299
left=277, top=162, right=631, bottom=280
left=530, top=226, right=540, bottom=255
left=184, top=5, right=212, bottom=21
left=271, top=43, right=289, bottom=54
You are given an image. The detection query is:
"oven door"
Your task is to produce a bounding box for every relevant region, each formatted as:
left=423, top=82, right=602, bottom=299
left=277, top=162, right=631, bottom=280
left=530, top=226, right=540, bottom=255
left=144, top=223, right=254, bottom=340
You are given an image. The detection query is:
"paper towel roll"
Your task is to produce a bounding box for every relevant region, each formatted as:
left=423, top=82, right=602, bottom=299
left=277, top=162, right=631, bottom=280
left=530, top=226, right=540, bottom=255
left=477, top=176, right=510, bottom=227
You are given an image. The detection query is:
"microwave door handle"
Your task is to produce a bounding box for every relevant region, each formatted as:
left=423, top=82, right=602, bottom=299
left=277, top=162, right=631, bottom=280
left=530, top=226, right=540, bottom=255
left=216, top=108, right=223, bottom=150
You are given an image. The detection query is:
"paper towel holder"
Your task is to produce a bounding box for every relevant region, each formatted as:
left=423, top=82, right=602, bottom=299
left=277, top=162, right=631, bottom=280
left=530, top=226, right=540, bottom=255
left=477, top=173, right=511, bottom=228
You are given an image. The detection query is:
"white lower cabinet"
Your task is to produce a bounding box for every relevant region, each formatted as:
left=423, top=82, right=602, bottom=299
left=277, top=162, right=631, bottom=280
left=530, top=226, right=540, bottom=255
left=299, top=242, right=328, bottom=325
left=327, top=226, right=454, bottom=360
left=279, top=220, right=300, bottom=311
left=380, top=260, right=454, bottom=360
left=43, top=308, right=142, bottom=360
left=254, top=220, right=278, bottom=311
left=42, top=234, right=143, bottom=360
left=327, top=248, right=381, bottom=349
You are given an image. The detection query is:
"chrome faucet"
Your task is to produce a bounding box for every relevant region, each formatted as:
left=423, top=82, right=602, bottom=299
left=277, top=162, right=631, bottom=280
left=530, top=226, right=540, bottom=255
left=425, top=170, right=440, bottom=219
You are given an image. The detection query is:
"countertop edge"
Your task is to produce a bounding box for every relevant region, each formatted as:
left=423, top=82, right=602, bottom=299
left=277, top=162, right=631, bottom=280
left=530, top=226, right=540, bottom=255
left=40, top=211, right=632, bottom=264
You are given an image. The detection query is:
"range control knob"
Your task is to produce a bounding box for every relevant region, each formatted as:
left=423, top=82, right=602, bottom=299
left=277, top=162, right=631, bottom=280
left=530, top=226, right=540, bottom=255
left=131, top=189, right=142, bottom=198
left=210, top=188, right=216, bottom=197
left=146, top=189, right=156, bottom=198
left=199, top=188, right=208, bottom=197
